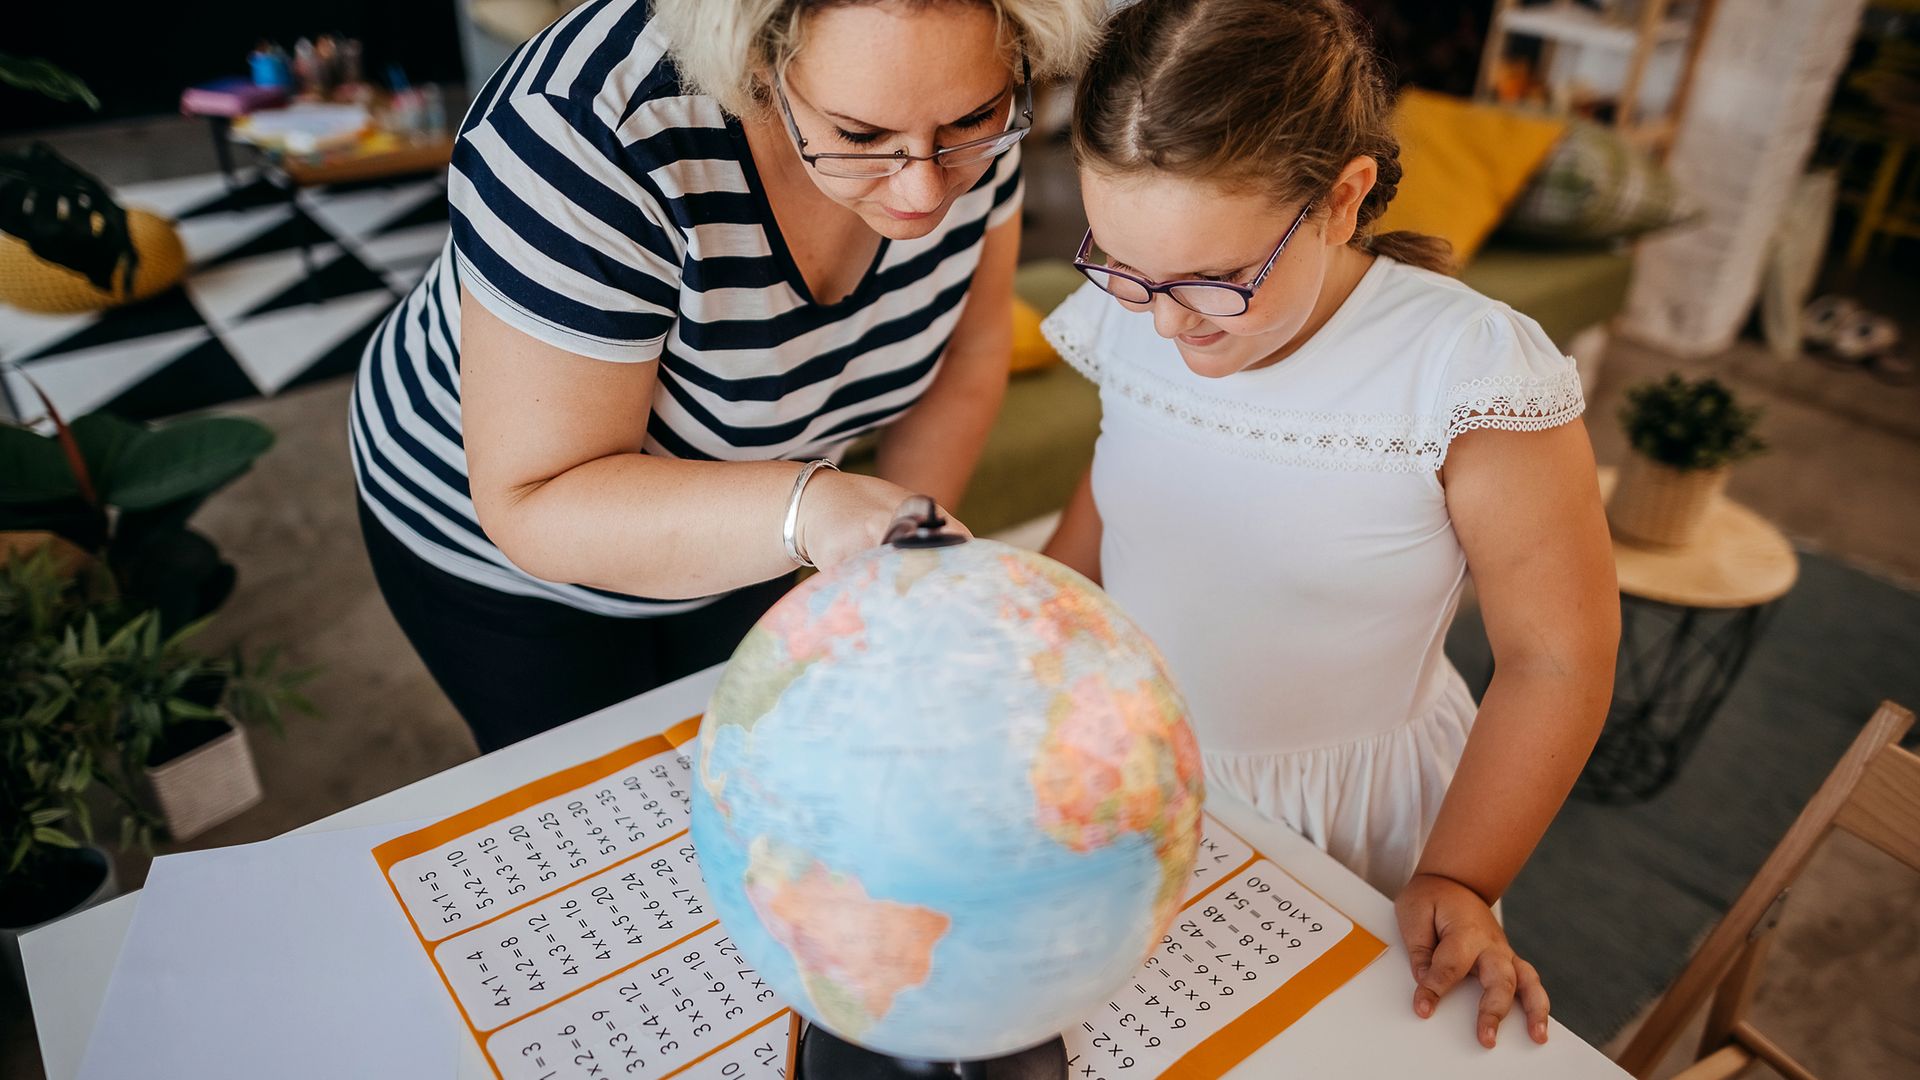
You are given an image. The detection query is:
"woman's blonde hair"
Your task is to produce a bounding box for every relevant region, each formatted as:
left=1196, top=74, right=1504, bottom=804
left=654, top=0, right=1106, bottom=119
left=1071, top=0, right=1454, bottom=275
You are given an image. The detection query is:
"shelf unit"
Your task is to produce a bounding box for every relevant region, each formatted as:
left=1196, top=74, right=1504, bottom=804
left=1476, top=0, right=1723, bottom=155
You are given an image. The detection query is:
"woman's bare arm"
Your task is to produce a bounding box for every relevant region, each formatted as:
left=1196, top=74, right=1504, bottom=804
left=460, top=289, right=915, bottom=598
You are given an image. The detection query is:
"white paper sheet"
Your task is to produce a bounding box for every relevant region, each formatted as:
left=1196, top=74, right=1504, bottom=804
left=76, top=822, right=463, bottom=1080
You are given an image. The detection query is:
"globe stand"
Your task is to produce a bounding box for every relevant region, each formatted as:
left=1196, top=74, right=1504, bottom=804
left=885, top=495, right=969, bottom=550
left=797, top=1025, right=1067, bottom=1080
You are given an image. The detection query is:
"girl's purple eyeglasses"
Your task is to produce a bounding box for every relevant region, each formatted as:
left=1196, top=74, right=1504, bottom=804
left=1073, top=201, right=1315, bottom=318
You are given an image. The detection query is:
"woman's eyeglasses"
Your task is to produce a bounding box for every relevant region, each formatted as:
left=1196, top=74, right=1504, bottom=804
left=1073, top=201, right=1316, bottom=318
left=774, top=57, right=1033, bottom=180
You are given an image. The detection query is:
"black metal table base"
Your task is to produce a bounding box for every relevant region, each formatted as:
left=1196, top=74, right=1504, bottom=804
left=1577, top=597, right=1778, bottom=803
left=796, top=1025, right=1067, bottom=1080
left=1474, top=595, right=1778, bottom=804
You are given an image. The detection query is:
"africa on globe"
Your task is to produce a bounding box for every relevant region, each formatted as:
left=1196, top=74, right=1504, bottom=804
left=688, top=518, right=1204, bottom=1067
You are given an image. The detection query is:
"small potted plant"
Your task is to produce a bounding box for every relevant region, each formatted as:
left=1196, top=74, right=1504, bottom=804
left=1, top=387, right=309, bottom=844
left=1609, top=374, right=1767, bottom=548
left=0, top=542, right=311, bottom=988
left=0, top=387, right=274, bottom=642
left=0, top=544, right=124, bottom=987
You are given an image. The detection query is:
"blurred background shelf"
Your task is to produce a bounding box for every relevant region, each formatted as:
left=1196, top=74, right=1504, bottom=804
left=1477, top=0, right=1720, bottom=155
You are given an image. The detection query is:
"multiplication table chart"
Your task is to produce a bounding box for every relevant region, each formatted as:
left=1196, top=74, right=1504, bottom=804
left=1062, top=816, right=1385, bottom=1078
left=375, top=718, right=1381, bottom=1080
left=373, top=717, right=797, bottom=1080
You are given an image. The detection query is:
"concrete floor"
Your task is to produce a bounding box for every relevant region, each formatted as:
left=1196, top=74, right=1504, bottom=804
left=5, top=116, right=1920, bottom=1079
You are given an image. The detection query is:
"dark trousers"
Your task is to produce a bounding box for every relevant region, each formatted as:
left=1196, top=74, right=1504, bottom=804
left=358, top=498, right=791, bottom=753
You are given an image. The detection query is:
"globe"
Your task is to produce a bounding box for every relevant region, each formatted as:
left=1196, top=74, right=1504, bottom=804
left=689, top=530, right=1204, bottom=1065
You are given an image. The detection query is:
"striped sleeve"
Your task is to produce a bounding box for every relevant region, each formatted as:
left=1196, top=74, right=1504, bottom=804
left=449, top=91, right=682, bottom=363
left=986, top=143, right=1025, bottom=230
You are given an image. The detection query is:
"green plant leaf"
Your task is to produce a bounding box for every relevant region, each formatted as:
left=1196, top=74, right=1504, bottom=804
left=1619, top=374, right=1766, bottom=471
left=0, top=422, right=83, bottom=503
left=33, top=825, right=79, bottom=848
left=70, top=411, right=151, bottom=488
left=102, top=614, right=146, bottom=654
left=162, top=613, right=215, bottom=650
left=164, top=697, right=224, bottom=721
left=0, top=53, right=100, bottom=110
left=102, top=417, right=276, bottom=510
left=29, top=807, right=68, bottom=826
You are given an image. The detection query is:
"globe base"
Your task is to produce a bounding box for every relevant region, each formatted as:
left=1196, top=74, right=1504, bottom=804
left=796, top=1024, right=1067, bottom=1080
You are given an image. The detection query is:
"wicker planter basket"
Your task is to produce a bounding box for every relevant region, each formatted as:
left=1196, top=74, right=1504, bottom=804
left=1608, top=453, right=1729, bottom=548
left=142, top=719, right=264, bottom=841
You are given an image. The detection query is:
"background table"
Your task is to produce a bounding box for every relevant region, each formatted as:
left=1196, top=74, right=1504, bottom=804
left=25, top=667, right=1629, bottom=1079
left=253, top=131, right=454, bottom=299
left=1583, top=468, right=1801, bottom=802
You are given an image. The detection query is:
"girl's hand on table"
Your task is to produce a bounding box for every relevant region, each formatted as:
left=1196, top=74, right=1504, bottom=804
left=1395, top=872, right=1550, bottom=1048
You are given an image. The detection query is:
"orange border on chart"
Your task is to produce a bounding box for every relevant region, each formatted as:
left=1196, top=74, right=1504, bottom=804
left=1154, top=817, right=1388, bottom=1079
left=371, top=716, right=796, bottom=1080
left=375, top=722, right=1384, bottom=1080
left=373, top=729, right=685, bottom=869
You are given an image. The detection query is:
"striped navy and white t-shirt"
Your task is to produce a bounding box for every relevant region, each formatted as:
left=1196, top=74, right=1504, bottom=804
left=348, top=0, right=1022, bottom=617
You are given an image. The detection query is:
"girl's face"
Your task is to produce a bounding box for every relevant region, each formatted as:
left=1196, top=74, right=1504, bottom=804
left=1078, top=164, right=1374, bottom=379
left=778, top=3, right=1020, bottom=241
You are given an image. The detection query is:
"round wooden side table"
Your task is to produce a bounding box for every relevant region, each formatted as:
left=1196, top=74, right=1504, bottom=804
left=1580, top=468, right=1800, bottom=803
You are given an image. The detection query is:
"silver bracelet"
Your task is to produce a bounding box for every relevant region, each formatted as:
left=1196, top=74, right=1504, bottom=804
left=782, top=459, right=840, bottom=568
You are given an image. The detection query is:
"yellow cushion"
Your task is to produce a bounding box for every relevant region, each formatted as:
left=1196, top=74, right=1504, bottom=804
left=1373, top=90, right=1567, bottom=265
left=0, top=208, right=187, bottom=314
left=1010, top=296, right=1058, bottom=374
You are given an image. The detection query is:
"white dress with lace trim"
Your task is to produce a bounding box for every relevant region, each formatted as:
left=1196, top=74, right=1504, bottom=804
left=1040, top=256, right=1585, bottom=898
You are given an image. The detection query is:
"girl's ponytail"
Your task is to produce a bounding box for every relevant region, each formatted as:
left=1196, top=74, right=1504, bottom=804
left=1354, top=138, right=1454, bottom=274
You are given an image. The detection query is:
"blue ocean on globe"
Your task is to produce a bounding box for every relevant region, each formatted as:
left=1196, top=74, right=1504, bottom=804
left=689, top=538, right=1204, bottom=1061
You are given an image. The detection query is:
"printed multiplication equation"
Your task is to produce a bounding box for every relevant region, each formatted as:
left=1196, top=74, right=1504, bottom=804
left=377, top=729, right=797, bottom=1079
left=1181, top=819, right=1254, bottom=905
left=1064, top=858, right=1354, bottom=1079
left=435, top=839, right=711, bottom=1025
left=388, top=751, right=698, bottom=942
left=487, top=925, right=791, bottom=1080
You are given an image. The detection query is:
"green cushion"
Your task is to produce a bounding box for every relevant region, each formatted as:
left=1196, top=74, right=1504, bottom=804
left=953, top=362, right=1100, bottom=536
left=1500, top=120, right=1694, bottom=245
left=1460, top=243, right=1634, bottom=344
left=842, top=361, right=1100, bottom=538
left=1013, top=259, right=1087, bottom=316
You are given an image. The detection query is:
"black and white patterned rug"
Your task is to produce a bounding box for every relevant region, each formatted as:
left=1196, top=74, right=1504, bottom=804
left=0, top=168, right=445, bottom=423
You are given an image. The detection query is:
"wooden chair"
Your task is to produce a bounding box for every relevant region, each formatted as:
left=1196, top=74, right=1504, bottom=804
left=1616, top=699, right=1919, bottom=1079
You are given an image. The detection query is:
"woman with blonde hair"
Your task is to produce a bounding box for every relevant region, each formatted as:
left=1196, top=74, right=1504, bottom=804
left=350, top=0, right=1101, bottom=751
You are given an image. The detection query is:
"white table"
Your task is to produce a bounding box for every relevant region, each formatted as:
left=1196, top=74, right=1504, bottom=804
left=25, top=667, right=1629, bottom=1079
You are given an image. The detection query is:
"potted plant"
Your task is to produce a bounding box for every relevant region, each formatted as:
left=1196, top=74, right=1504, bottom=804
left=0, top=53, right=187, bottom=313
left=1609, top=374, right=1767, bottom=548
left=1, top=387, right=303, bottom=843
left=0, top=385, right=274, bottom=634
left=0, top=542, right=309, bottom=987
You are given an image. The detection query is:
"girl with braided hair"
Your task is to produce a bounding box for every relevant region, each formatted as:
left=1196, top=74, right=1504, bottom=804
left=1041, top=0, right=1617, bottom=1049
